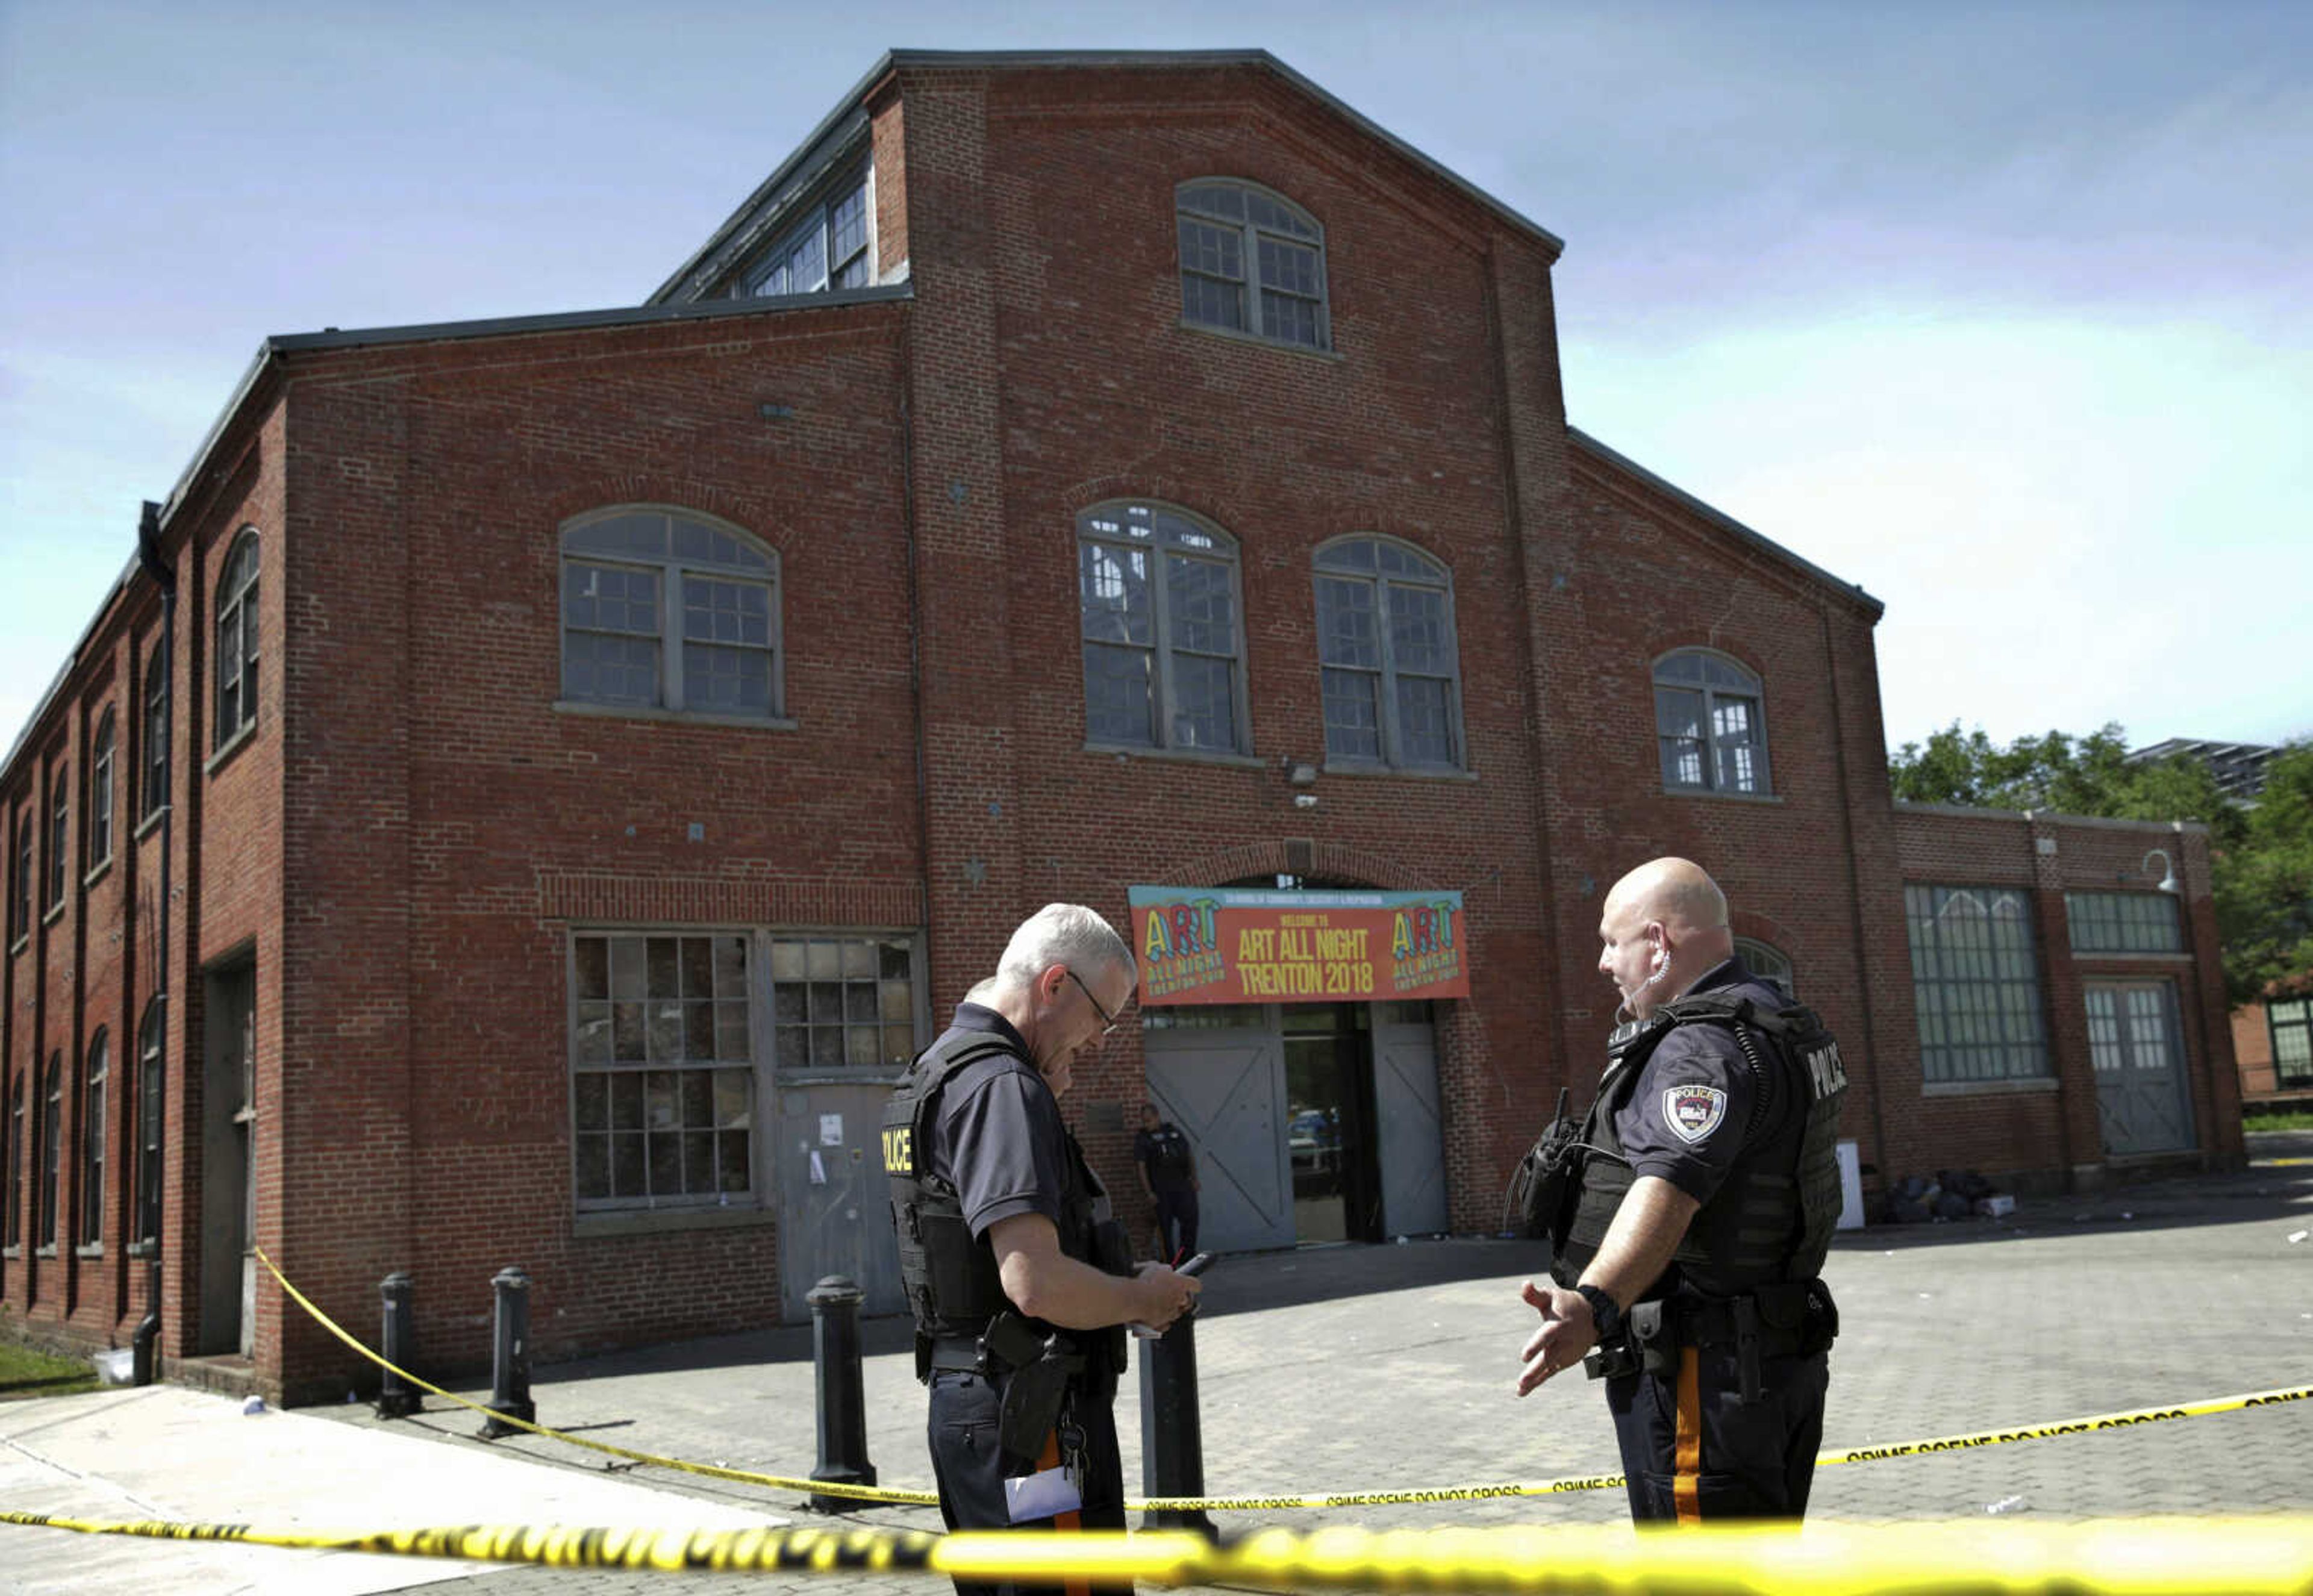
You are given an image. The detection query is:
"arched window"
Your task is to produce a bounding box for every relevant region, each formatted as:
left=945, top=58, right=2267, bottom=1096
left=137, top=1000, right=164, bottom=1250
left=88, top=710, right=115, bottom=870
left=80, top=1030, right=106, bottom=1248
left=4, top=1072, right=20, bottom=1248
left=1314, top=537, right=1466, bottom=769
left=45, top=767, right=67, bottom=909
left=1654, top=650, right=1770, bottom=795
left=214, top=531, right=260, bottom=748
left=560, top=509, right=782, bottom=719
left=39, top=1053, right=60, bottom=1250
left=1734, top=937, right=1795, bottom=999
left=10, top=805, right=30, bottom=943
left=142, top=640, right=170, bottom=819
left=1078, top=502, right=1248, bottom=755
left=1176, top=181, right=1330, bottom=351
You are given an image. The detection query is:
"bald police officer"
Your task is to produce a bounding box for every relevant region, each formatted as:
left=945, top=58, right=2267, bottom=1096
left=1514, top=858, right=1845, bottom=1523
left=884, top=905, right=1200, bottom=1596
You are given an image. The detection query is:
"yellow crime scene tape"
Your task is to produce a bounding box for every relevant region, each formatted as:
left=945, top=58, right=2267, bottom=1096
left=4, top=1510, right=2311, bottom=1591
left=257, top=1247, right=2310, bottom=1514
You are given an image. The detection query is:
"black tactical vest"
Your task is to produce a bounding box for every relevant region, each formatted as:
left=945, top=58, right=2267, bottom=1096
left=881, top=1027, right=1126, bottom=1343
left=1548, top=990, right=1847, bottom=1298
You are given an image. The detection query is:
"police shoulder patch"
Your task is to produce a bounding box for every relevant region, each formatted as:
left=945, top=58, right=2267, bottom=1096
left=1663, top=1083, right=1728, bottom=1144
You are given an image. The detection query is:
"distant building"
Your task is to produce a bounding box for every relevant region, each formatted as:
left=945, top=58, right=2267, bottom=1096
left=2126, top=738, right=2280, bottom=802
left=1, top=49, right=2243, bottom=1400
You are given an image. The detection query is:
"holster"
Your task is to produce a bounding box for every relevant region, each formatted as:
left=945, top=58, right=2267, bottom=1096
left=993, top=1321, right=1086, bottom=1467
left=1627, top=1298, right=1678, bottom=1376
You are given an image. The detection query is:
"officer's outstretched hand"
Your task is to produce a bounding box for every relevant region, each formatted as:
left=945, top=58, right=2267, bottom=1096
left=1515, top=1279, right=1597, bottom=1397
left=1131, top=1261, right=1202, bottom=1333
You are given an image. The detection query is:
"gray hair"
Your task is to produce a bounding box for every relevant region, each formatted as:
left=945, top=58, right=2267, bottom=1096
left=992, top=903, right=1136, bottom=994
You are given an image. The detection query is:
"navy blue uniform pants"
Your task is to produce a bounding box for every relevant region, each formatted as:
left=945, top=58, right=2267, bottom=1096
left=1151, top=1186, right=1199, bottom=1261
left=1604, top=1343, right=1828, bottom=1523
left=927, top=1368, right=1124, bottom=1596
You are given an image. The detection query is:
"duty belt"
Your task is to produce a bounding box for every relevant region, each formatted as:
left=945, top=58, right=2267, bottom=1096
left=919, top=1312, right=1063, bottom=1381
left=1582, top=1280, right=1834, bottom=1403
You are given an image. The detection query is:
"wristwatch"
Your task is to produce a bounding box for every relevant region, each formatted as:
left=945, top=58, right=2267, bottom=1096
left=1575, top=1283, right=1624, bottom=1347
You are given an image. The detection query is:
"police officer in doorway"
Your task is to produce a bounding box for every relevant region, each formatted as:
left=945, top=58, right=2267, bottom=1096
left=1511, top=858, right=1844, bottom=1523
left=1133, top=1103, right=1200, bottom=1262
left=884, top=905, right=1200, bottom=1595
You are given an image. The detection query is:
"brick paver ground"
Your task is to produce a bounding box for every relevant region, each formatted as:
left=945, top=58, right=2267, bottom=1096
left=328, top=1131, right=2313, bottom=1592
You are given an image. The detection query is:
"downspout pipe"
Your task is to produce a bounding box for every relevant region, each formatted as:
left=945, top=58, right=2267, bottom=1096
left=131, top=499, right=173, bottom=1387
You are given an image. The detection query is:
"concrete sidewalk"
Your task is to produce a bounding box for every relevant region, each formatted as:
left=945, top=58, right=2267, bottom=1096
left=4, top=1131, right=2308, bottom=1596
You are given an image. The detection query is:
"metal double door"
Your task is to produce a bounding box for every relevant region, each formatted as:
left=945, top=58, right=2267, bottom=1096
left=1141, top=1005, right=1446, bottom=1252
left=2085, top=980, right=2194, bottom=1156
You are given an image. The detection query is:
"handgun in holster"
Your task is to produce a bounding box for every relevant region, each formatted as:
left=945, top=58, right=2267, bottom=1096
left=988, top=1317, right=1085, bottom=1467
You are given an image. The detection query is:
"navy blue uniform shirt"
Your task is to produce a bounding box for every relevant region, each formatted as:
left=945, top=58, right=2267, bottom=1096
left=1613, top=958, right=1800, bottom=1206
left=923, top=1002, right=1070, bottom=1241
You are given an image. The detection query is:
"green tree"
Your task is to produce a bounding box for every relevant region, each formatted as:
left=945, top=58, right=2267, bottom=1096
left=1888, top=724, right=2311, bottom=1003
left=2215, top=744, right=2313, bottom=1003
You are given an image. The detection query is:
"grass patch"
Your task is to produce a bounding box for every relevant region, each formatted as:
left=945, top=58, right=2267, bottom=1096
left=2244, top=1109, right=2313, bottom=1132
left=0, top=1340, right=100, bottom=1400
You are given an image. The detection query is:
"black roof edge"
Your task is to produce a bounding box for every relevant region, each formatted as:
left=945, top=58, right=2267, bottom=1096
left=5, top=284, right=913, bottom=790
left=654, top=48, right=1564, bottom=307
left=1567, top=426, right=1884, bottom=617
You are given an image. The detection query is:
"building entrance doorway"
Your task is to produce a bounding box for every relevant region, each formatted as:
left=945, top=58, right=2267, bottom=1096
left=1143, top=999, right=1444, bottom=1251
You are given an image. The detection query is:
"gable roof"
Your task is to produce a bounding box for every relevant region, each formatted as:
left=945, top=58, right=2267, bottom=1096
left=649, top=48, right=1564, bottom=307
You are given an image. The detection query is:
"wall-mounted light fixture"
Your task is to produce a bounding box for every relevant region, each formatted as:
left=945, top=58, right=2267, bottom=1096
left=1292, top=793, right=1319, bottom=810
left=1286, top=761, right=1318, bottom=787
left=2143, top=848, right=2179, bottom=894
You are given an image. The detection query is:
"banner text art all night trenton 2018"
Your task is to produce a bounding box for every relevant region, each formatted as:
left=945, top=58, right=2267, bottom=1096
left=1128, top=887, right=1470, bottom=1006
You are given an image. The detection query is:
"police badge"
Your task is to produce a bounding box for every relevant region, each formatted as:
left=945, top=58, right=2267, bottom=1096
left=1664, top=1083, right=1727, bottom=1142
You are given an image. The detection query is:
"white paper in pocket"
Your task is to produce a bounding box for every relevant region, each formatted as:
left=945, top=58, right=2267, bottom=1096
left=1004, top=1465, right=1083, bottom=1523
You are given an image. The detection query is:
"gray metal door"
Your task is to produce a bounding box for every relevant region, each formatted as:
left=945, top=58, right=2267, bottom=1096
left=1144, top=1017, right=1292, bottom=1253
left=1373, top=1016, right=1448, bottom=1236
left=775, top=1082, right=905, bottom=1323
left=2087, top=982, right=2194, bottom=1155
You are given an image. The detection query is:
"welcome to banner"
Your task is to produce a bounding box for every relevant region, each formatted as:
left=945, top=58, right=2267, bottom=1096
left=1127, top=887, right=1470, bottom=1006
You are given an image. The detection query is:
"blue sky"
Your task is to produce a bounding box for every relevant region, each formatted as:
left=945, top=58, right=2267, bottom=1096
left=4, top=0, right=2308, bottom=764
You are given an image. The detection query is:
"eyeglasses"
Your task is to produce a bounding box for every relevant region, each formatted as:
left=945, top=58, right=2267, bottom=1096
left=1064, top=967, right=1124, bottom=1038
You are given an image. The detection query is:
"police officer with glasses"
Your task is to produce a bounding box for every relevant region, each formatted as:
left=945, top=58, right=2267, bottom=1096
left=884, top=904, right=1200, bottom=1596
left=1512, top=858, right=1845, bottom=1523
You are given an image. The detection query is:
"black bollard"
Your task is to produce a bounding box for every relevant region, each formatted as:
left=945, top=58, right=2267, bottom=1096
left=378, top=1271, right=420, bottom=1418
left=130, top=1256, right=161, bottom=1386
left=481, top=1265, right=536, bottom=1438
left=1138, top=1312, right=1217, bottom=1539
left=806, top=1276, right=877, bottom=1512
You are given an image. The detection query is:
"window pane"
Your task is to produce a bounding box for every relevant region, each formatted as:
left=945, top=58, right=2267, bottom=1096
left=1655, top=687, right=1704, bottom=740
left=1259, top=291, right=1321, bottom=347
left=1316, top=540, right=1376, bottom=574
left=1084, top=645, right=1156, bottom=746
left=1179, top=184, right=1245, bottom=222
left=1660, top=735, right=1708, bottom=790
left=1166, top=555, right=1237, bottom=656
left=1257, top=237, right=1320, bottom=298
left=682, top=641, right=773, bottom=714
left=1387, top=583, right=1449, bottom=675
left=1654, top=653, right=1706, bottom=685
left=1080, top=544, right=1153, bottom=645
left=830, top=182, right=869, bottom=268
left=714, top=1068, right=752, bottom=1128
left=786, top=225, right=826, bottom=292
left=563, top=632, right=659, bottom=707
left=1316, top=577, right=1381, bottom=667
left=1169, top=654, right=1237, bottom=750
left=1180, top=271, right=1244, bottom=331
left=682, top=576, right=772, bottom=646
left=565, top=514, right=669, bottom=560
left=575, top=1134, right=610, bottom=1199
left=1395, top=676, right=1453, bottom=765
left=1177, top=217, right=1243, bottom=279
left=1322, top=667, right=1382, bottom=760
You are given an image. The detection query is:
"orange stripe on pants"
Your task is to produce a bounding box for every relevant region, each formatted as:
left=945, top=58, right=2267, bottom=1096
left=1672, top=1345, right=1703, bottom=1526
left=1034, top=1430, right=1088, bottom=1596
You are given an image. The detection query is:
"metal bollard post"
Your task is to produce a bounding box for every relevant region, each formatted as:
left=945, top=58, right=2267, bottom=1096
left=481, top=1265, right=536, bottom=1439
left=806, top=1276, right=877, bottom=1512
left=1138, top=1312, right=1217, bottom=1539
left=378, top=1271, right=420, bottom=1418
left=130, top=1256, right=161, bottom=1386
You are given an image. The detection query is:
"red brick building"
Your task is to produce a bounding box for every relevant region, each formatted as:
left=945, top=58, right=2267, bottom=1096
left=0, top=51, right=2240, bottom=1399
